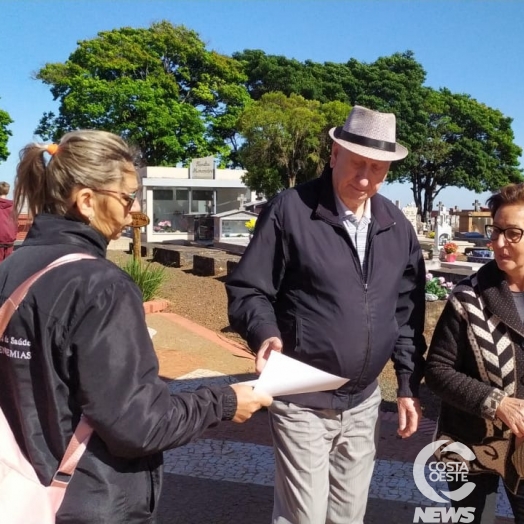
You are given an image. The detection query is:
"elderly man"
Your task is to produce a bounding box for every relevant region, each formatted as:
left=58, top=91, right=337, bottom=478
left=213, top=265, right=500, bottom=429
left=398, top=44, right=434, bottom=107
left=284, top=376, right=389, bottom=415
left=226, top=105, right=427, bottom=524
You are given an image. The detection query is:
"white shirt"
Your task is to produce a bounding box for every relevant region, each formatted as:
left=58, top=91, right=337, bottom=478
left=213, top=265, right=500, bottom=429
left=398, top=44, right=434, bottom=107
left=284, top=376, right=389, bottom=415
left=335, top=196, right=371, bottom=271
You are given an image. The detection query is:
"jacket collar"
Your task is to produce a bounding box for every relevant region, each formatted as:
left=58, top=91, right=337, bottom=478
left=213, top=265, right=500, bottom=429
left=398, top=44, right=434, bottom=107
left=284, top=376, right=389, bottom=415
left=476, top=260, right=524, bottom=337
left=22, top=213, right=109, bottom=258
left=314, top=164, right=396, bottom=230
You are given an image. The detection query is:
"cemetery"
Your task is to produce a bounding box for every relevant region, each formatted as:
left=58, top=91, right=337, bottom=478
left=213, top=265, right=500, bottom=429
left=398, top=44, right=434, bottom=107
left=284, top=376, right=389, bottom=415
left=131, top=196, right=494, bottom=286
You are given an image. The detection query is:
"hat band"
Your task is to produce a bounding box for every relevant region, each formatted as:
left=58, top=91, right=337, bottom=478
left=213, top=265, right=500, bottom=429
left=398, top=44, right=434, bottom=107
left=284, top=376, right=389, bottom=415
left=338, top=129, right=396, bottom=153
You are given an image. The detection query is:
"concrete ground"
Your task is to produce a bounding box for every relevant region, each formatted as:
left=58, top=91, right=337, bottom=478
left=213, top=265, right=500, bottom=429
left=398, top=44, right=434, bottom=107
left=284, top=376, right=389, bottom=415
left=146, top=312, right=514, bottom=524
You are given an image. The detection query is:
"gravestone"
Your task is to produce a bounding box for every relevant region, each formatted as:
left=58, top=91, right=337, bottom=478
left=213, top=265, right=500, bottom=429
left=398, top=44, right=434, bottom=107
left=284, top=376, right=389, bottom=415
left=434, top=202, right=452, bottom=253
left=401, top=203, right=418, bottom=232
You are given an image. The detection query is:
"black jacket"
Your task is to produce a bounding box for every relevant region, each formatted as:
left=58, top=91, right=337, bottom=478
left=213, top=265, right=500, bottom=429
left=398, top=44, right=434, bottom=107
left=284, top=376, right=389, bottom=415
left=0, top=214, right=237, bottom=523
left=227, top=169, right=426, bottom=409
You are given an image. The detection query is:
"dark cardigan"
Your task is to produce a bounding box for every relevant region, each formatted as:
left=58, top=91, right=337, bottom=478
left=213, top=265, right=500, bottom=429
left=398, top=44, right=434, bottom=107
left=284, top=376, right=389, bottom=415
left=426, top=260, right=524, bottom=492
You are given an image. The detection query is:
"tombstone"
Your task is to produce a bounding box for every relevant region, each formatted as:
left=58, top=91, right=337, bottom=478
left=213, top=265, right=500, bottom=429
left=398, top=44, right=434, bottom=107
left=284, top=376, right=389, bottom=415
left=434, top=203, right=452, bottom=253
left=237, top=194, right=246, bottom=211
left=213, top=209, right=258, bottom=243
left=401, top=203, right=418, bottom=233
left=472, top=199, right=481, bottom=212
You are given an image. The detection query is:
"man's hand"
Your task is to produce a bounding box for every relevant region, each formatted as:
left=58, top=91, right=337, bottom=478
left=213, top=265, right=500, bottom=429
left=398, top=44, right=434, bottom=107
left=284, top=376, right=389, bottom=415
left=229, top=384, right=273, bottom=423
left=256, top=337, right=283, bottom=374
left=397, top=397, right=422, bottom=438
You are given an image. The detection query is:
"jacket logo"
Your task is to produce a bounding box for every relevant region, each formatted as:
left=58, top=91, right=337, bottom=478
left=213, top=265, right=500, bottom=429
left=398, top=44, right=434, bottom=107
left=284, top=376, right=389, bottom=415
left=0, top=336, right=32, bottom=360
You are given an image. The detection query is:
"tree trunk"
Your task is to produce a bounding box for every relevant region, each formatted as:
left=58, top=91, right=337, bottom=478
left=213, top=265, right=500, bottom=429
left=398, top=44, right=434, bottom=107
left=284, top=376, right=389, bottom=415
left=412, top=185, right=423, bottom=219
left=423, top=191, right=434, bottom=223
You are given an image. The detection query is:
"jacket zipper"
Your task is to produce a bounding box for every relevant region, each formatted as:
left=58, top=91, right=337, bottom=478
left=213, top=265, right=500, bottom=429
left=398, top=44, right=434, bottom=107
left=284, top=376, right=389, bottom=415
left=356, top=233, right=373, bottom=390
left=355, top=221, right=396, bottom=389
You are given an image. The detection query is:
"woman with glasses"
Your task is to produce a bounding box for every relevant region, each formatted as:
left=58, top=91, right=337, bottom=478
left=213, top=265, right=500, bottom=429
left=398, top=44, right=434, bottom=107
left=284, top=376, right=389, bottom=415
left=426, top=183, right=524, bottom=523
left=0, top=130, right=272, bottom=523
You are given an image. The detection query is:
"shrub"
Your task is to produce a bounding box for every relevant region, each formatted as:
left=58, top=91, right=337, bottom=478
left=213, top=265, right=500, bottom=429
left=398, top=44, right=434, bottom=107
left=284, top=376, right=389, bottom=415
left=121, top=258, right=166, bottom=302
left=427, top=231, right=435, bottom=239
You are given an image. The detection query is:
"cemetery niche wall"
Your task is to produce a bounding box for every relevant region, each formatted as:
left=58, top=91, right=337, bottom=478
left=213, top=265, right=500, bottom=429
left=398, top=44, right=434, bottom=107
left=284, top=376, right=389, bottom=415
left=213, top=210, right=258, bottom=244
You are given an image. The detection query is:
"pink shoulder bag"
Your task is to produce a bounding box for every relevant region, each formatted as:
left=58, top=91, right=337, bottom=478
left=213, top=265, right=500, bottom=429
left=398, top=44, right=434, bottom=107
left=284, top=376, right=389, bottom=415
left=0, top=254, right=96, bottom=523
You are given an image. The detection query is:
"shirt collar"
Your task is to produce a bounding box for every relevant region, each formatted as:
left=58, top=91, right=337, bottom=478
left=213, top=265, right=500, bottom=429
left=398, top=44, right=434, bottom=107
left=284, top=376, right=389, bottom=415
left=335, top=194, right=371, bottom=222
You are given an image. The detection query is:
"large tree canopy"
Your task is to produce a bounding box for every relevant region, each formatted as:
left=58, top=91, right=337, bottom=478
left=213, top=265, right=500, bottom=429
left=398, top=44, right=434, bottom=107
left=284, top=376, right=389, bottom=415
left=396, top=88, right=523, bottom=218
left=233, top=49, right=359, bottom=104
left=35, top=21, right=249, bottom=166
left=36, top=29, right=522, bottom=207
left=0, top=101, right=13, bottom=164
left=234, top=49, right=522, bottom=213
left=238, top=92, right=349, bottom=196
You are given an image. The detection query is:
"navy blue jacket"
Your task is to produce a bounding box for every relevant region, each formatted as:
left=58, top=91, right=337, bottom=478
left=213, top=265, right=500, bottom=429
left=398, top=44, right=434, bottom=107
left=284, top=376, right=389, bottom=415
left=227, top=169, right=427, bottom=409
left=0, top=214, right=237, bottom=524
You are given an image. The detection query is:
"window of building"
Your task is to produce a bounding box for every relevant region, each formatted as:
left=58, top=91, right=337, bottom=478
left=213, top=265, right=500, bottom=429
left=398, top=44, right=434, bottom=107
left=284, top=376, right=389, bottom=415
left=191, top=189, right=214, bottom=215
left=152, top=187, right=189, bottom=232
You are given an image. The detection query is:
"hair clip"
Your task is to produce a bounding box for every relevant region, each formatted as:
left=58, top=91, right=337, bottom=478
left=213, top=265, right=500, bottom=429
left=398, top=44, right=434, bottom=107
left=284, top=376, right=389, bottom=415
left=46, top=143, right=59, bottom=156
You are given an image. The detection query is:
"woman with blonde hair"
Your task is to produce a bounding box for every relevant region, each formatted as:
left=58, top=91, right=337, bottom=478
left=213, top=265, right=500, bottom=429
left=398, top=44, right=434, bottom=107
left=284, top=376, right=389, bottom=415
left=0, top=130, right=271, bottom=523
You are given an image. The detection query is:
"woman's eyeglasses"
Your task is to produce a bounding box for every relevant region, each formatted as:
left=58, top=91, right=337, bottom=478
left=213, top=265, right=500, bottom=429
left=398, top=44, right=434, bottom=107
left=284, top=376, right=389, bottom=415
left=92, top=189, right=138, bottom=209
left=485, top=224, right=524, bottom=244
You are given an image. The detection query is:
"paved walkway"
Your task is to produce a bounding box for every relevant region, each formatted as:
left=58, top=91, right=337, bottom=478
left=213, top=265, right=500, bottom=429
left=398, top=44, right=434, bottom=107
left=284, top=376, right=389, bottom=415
left=146, top=312, right=514, bottom=524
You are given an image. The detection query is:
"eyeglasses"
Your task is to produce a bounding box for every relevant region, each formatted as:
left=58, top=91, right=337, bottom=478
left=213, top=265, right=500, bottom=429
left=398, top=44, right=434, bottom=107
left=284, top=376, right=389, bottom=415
left=485, top=224, right=524, bottom=244
left=92, top=188, right=138, bottom=209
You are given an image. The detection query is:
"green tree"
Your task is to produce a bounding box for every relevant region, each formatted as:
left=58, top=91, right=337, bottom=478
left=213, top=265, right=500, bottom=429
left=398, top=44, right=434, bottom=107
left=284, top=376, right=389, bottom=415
left=392, top=88, right=523, bottom=218
left=35, top=21, right=249, bottom=166
left=233, top=49, right=358, bottom=103
left=238, top=93, right=349, bottom=196
left=235, top=49, right=522, bottom=217
left=0, top=102, right=13, bottom=163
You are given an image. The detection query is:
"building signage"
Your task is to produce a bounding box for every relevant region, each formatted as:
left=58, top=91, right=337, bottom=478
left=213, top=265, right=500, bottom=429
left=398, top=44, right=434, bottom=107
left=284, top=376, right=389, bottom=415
left=190, top=156, right=215, bottom=179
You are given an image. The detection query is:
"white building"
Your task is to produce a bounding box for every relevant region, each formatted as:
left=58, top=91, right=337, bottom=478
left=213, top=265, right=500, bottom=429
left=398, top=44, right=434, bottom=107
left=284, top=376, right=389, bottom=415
left=139, top=157, right=256, bottom=243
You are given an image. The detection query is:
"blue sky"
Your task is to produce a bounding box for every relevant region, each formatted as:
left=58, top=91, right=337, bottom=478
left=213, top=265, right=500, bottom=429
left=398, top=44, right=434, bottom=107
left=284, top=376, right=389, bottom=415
left=1, top=0, right=523, bottom=210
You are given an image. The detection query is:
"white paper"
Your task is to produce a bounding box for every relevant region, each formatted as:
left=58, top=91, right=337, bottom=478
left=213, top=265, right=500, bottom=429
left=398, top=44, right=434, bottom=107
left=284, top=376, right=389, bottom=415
left=246, top=351, right=348, bottom=396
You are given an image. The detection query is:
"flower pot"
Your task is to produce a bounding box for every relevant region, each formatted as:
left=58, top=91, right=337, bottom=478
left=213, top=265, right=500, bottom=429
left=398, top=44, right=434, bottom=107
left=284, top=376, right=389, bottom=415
left=445, top=253, right=457, bottom=262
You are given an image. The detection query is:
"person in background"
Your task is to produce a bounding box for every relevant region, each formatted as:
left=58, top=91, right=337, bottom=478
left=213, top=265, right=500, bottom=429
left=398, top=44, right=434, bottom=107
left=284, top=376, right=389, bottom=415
left=0, top=130, right=272, bottom=524
left=426, top=183, right=524, bottom=524
left=0, top=181, right=17, bottom=261
left=227, top=105, right=427, bottom=524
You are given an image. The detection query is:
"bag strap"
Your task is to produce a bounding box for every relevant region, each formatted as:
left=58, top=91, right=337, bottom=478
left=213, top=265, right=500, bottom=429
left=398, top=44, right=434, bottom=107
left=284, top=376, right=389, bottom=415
left=0, top=253, right=97, bottom=508
left=0, top=253, right=96, bottom=333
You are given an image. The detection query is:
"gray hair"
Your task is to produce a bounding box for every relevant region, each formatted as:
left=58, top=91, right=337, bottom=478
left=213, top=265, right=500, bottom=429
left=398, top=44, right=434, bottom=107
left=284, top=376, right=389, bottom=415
left=14, top=130, right=137, bottom=217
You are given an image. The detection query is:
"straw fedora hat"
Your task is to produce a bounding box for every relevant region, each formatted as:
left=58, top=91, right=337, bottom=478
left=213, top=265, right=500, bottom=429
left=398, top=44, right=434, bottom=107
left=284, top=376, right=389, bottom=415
left=328, top=105, right=408, bottom=162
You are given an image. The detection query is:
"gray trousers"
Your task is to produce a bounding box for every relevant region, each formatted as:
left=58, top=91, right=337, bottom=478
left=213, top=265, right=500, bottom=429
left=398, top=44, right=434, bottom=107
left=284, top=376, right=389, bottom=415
left=269, top=386, right=381, bottom=524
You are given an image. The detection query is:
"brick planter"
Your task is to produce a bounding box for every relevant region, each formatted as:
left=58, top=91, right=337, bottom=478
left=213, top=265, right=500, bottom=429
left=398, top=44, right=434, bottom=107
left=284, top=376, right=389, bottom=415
left=143, top=299, right=169, bottom=314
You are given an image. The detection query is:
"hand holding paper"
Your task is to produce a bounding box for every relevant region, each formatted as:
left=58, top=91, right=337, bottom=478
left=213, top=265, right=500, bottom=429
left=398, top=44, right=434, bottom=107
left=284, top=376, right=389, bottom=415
left=245, top=351, right=349, bottom=396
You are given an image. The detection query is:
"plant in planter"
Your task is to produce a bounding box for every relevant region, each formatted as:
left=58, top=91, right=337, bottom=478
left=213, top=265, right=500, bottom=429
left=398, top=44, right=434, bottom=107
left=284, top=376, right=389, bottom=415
left=443, top=242, right=459, bottom=262
left=121, top=259, right=166, bottom=302
left=425, top=273, right=454, bottom=301
left=245, top=218, right=257, bottom=237
left=443, top=242, right=458, bottom=254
